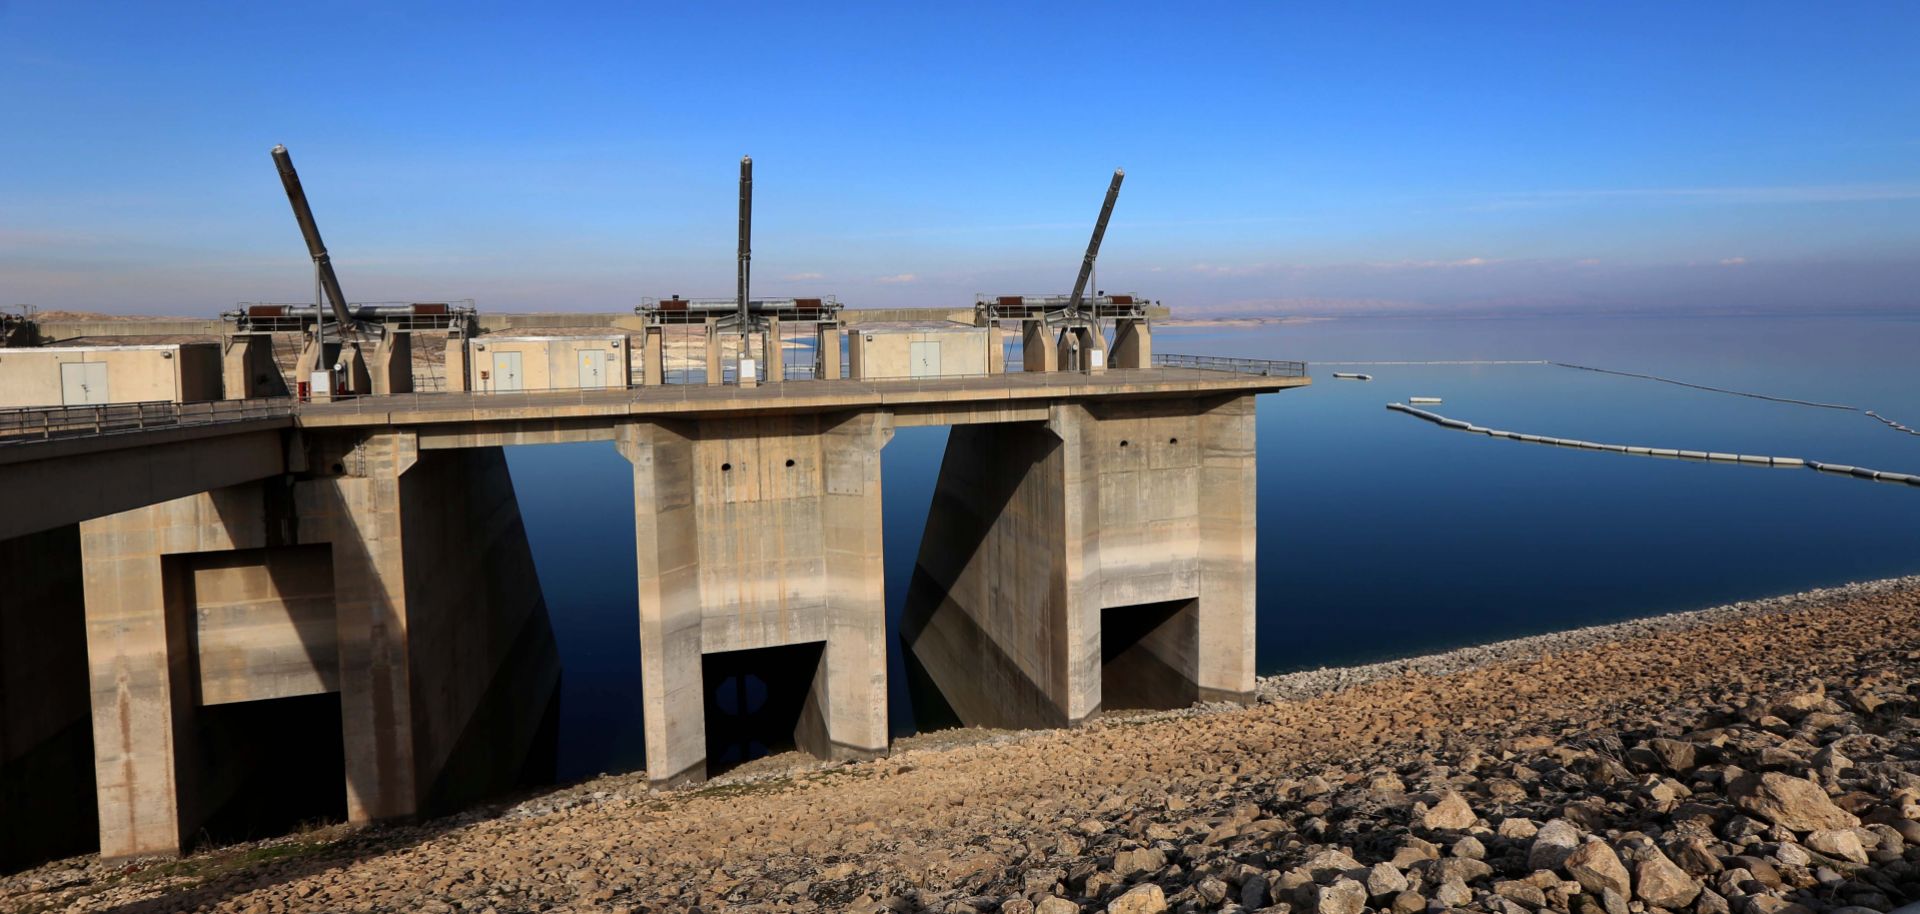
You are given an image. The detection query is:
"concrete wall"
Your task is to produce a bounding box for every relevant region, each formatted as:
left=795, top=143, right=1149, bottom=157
left=902, top=394, right=1260, bottom=730
left=616, top=410, right=892, bottom=786
left=73, top=436, right=559, bottom=859
left=477, top=313, right=648, bottom=333
left=467, top=336, right=632, bottom=393
left=842, top=308, right=975, bottom=325
left=222, top=335, right=292, bottom=399
left=0, top=343, right=223, bottom=408
left=36, top=320, right=226, bottom=342
left=901, top=419, right=1077, bottom=729
left=848, top=326, right=993, bottom=380
left=0, top=524, right=97, bottom=871
left=190, top=546, right=339, bottom=705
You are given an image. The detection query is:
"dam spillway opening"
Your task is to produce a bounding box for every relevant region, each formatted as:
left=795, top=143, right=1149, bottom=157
left=699, top=641, right=828, bottom=776
left=1100, top=598, right=1202, bottom=712
left=192, top=693, right=348, bottom=846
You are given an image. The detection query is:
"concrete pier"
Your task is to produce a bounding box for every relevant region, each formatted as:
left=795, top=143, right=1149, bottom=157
left=617, top=410, right=891, bottom=786
left=1111, top=319, right=1152, bottom=370
left=74, top=439, right=558, bottom=859
left=903, top=394, right=1259, bottom=729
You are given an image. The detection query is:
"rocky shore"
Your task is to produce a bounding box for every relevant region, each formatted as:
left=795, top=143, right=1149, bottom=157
left=8, top=576, right=1920, bottom=914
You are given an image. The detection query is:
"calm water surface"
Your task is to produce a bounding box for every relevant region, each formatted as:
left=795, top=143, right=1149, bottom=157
left=506, top=314, right=1920, bottom=780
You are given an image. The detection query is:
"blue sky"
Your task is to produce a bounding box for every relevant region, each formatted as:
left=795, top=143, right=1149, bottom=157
left=2, top=2, right=1916, bottom=315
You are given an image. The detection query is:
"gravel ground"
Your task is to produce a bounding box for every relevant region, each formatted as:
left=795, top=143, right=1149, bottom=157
left=6, top=575, right=1919, bottom=914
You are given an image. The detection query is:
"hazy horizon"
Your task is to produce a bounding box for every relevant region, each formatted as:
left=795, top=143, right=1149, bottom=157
left=4, top=2, right=1917, bottom=317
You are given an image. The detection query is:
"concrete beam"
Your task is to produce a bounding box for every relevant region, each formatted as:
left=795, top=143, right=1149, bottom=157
left=292, top=368, right=1304, bottom=433
left=703, top=320, right=722, bottom=386
left=444, top=336, right=471, bottom=392
left=763, top=317, right=784, bottom=383
left=817, top=326, right=842, bottom=380
left=642, top=327, right=665, bottom=386
left=0, top=423, right=289, bottom=541
left=416, top=418, right=620, bottom=450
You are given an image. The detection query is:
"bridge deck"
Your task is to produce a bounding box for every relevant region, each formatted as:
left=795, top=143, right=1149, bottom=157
left=294, top=366, right=1307, bottom=429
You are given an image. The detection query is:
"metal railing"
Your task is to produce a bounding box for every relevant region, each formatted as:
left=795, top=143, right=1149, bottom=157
left=0, top=398, right=293, bottom=443
left=0, top=357, right=1302, bottom=443
left=289, top=364, right=1302, bottom=417
left=1153, top=353, right=1308, bottom=378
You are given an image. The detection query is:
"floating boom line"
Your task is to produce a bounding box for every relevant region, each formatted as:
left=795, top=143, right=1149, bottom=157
left=1550, top=362, right=1858, bottom=410
left=1385, top=402, right=1920, bottom=489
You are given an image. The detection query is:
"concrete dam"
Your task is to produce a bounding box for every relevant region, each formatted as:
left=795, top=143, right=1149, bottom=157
left=0, top=357, right=1308, bottom=865
left=0, top=150, right=1308, bottom=869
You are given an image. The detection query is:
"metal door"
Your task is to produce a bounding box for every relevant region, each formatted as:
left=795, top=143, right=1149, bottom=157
left=61, top=362, right=109, bottom=405
left=910, top=340, right=940, bottom=378
left=577, top=350, right=606, bottom=388
left=492, top=351, right=523, bottom=391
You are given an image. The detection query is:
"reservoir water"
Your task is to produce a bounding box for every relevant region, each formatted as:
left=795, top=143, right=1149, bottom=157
left=505, top=313, right=1920, bottom=781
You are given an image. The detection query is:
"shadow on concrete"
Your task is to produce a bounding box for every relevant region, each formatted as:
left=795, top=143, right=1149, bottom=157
left=189, top=694, right=348, bottom=850
left=898, top=421, right=1064, bottom=731
left=900, top=630, right=964, bottom=732
left=0, top=523, right=97, bottom=872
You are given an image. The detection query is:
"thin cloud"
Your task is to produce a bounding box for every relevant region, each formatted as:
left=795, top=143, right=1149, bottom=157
left=1181, top=257, right=1495, bottom=278
left=1472, top=183, right=1920, bottom=211
left=1186, top=262, right=1269, bottom=277
left=874, top=273, right=917, bottom=284
left=1720, top=257, right=1749, bottom=266
left=784, top=272, right=825, bottom=281
left=833, top=213, right=1304, bottom=241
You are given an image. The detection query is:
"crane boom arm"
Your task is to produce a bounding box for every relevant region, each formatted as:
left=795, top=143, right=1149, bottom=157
left=270, top=144, right=357, bottom=335
left=1067, top=168, right=1125, bottom=314
left=737, top=156, right=753, bottom=334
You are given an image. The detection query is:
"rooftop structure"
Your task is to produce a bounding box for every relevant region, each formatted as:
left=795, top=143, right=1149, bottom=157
left=974, top=293, right=1152, bottom=323
left=635, top=295, right=842, bottom=326
left=223, top=300, right=479, bottom=337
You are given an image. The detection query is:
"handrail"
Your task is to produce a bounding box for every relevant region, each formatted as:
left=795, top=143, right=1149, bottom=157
left=1152, top=353, right=1309, bottom=378
left=0, top=398, right=294, bottom=444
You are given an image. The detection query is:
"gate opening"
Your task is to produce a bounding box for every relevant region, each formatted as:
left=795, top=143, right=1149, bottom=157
left=700, top=641, right=827, bottom=776
left=1100, top=598, right=1200, bottom=712
left=195, top=693, right=347, bottom=846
